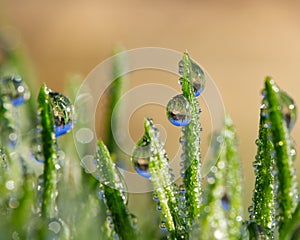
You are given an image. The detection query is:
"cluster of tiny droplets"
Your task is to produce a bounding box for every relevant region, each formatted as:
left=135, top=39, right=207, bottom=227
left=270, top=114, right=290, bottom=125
left=178, top=57, right=203, bottom=223
left=249, top=95, right=277, bottom=236
left=33, top=109, right=44, bottom=163
left=147, top=120, right=180, bottom=231
left=0, top=76, right=30, bottom=147
left=97, top=186, right=120, bottom=239
left=95, top=151, right=127, bottom=205
left=36, top=174, right=45, bottom=215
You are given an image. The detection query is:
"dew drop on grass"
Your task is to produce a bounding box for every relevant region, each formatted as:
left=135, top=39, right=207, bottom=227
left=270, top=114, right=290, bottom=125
left=178, top=60, right=206, bottom=97
left=279, top=91, right=297, bottom=132
left=221, top=194, right=229, bottom=211
left=190, top=59, right=206, bottom=97
left=131, top=140, right=151, bottom=178
left=159, top=221, right=167, bottom=231
left=248, top=205, right=254, bottom=215
left=48, top=91, right=75, bottom=137
left=1, top=75, right=30, bottom=106
left=48, top=220, right=61, bottom=234
left=166, top=94, right=192, bottom=127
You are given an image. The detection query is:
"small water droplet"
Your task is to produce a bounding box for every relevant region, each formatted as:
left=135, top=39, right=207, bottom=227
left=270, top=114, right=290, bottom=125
left=279, top=91, right=297, bottom=132
left=159, top=221, right=168, bottom=231
left=1, top=76, right=30, bottom=106
left=153, top=193, right=159, bottom=202
left=214, top=229, right=224, bottom=239
left=5, top=180, right=15, bottom=190
left=9, top=197, right=19, bottom=208
left=131, top=140, right=151, bottom=178
left=248, top=205, right=254, bottom=215
left=48, top=91, right=75, bottom=137
left=157, top=204, right=162, bottom=213
left=48, top=220, right=61, bottom=234
left=221, top=194, right=229, bottom=211
left=166, top=94, right=192, bottom=127
left=178, top=60, right=184, bottom=76
left=179, top=184, right=186, bottom=195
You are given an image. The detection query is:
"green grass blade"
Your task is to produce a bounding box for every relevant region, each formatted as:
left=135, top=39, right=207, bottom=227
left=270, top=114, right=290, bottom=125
left=280, top=202, right=300, bottom=240
left=38, top=84, right=59, bottom=219
left=104, top=48, right=125, bottom=157
left=224, top=116, right=243, bottom=239
left=140, top=118, right=188, bottom=239
left=249, top=105, right=275, bottom=237
left=264, top=77, right=298, bottom=231
left=96, top=140, right=137, bottom=240
left=180, top=52, right=202, bottom=225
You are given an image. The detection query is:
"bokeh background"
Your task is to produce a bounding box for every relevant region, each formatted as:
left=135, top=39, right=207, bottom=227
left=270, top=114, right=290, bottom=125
left=1, top=0, right=300, bottom=213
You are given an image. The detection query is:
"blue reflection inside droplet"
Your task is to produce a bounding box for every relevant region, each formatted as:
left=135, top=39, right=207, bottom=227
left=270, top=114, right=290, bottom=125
left=11, top=96, right=26, bottom=106
left=55, top=122, right=73, bottom=137
left=222, top=195, right=229, bottom=211
left=194, top=87, right=204, bottom=97
left=135, top=167, right=151, bottom=178
left=169, top=118, right=190, bottom=127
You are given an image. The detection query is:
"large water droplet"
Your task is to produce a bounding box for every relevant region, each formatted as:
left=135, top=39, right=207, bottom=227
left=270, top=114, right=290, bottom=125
left=48, top=91, right=75, bottom=137
left=131, top=139, right=151, bottom=178
left=166, top=94, right=192, bottom=127
left=1, top=76, right=30, bottom=106
left=279, top=91, right=297, bottom=132
left=190, top=60, right=206, bottom=97
left=178, top=60, right=206, bottom=97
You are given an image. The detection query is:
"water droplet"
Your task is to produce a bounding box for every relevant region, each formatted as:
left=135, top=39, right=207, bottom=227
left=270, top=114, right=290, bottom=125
left=178, top=61, right=206, bottom=97
left=166, top=94, right=192, bottom=127
left=1, top=76, right=30, bottom=106
left=214, top=229, right=224, bottom=239
left=9, top=197, right=19, bottom=208
left=159, top=221, right=168, bottom=231
left=48, top=220, right=61, bottom=234
left=179, top=184, right=186, bottom=195
left=157, top=204, right=162, bottom=213
left=221, top=194, right=229, bottom=211
left=178, top=60, right=184, bottom=76
left=5, top=180, right=15, bottom=190
left=48, top=91, right=75, bottom=137
left=190, top=60, right=206, bottom=97
left=248, top=205, right=254, bottom=215
left=279, top=91, right=297, bottom=132
left=153, top=192, right=159, bottom=202
left=131, top=140, right=151, bottom=178
left=179, top=136, right=185, bottom=145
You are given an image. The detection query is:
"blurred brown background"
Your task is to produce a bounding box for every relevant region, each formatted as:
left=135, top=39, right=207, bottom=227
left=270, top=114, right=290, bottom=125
left=2, top=0, right=300, bottom=209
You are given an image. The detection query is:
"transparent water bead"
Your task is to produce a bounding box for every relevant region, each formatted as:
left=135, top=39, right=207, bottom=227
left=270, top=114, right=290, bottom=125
left=48, top=91, right=75, bottom=137
left=166, top=94, right=192, bottom=127
left=1, top=75, right=30, bottom=106
left=159, top=221, right=168, bottom=231
left=131, top=138, right=151, bottom=178
left=178, top=60, right=206, bottom=97
left=221, top=194, right=229, bottom=211
left=279, top=91, right=297, bottom=132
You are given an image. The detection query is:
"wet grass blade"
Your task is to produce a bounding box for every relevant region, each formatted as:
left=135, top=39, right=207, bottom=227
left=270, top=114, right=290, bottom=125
left=38, top=84, right=59, bottom=219
left=249, top=104, right=275, bottom=237
left=264, top=77, right=298, bottom=231
left=96, top=140, right=137, bottom=240
left=180, top=52, right=202, bottom=225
